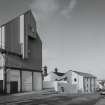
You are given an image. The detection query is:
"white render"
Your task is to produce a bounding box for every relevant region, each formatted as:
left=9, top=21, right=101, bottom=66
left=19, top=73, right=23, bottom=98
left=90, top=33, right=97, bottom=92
left=44, top=71, right=61, bottom=81
left=44, top=70, right=96, bottom=94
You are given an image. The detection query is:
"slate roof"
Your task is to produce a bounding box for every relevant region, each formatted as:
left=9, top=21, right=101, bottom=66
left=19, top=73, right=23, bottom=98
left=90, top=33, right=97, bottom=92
left=53, top=72, right=65, bottom=76
left=73, top=70, right=96, bottom=78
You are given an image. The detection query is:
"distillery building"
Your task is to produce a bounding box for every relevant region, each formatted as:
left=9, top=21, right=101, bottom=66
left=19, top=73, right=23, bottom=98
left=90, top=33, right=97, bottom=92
left=0, top=10, right=42, bottom=94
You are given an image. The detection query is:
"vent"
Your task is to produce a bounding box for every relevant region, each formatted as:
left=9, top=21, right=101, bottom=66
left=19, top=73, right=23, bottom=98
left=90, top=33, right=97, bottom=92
left=28, top=25, right=37, bottom=39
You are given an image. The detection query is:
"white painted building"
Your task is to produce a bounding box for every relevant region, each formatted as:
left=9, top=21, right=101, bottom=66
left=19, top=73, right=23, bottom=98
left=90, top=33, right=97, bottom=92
left=44, top=70, right=96, bottom=94
left=60, top=70, right=96, bottom=93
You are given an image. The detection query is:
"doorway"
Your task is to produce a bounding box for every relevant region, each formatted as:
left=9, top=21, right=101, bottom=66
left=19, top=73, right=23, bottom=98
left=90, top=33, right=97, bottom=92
left=0, top=80, right=3, bottom=93
left=10, top=81, right=18, bottom=94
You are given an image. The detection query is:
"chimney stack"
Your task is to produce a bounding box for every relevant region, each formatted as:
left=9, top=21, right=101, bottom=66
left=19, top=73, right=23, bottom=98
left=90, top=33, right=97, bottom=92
left=54, top=68, right=58, bottom=73
left=43, top=65, right=48, bottom=76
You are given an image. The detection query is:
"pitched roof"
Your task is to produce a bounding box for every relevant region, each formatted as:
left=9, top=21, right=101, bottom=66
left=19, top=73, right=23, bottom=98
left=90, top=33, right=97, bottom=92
left=53, top=72, right=65, bottom=76
left=0, top=9, right=32, bottom=27
left=73, top=70, right=96, bottom=78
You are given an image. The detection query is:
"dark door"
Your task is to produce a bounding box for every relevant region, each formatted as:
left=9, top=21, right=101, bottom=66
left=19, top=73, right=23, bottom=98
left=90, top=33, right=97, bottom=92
left=0, top=80, right=3, bottom=94
left=10, top=81, right=18, bottom=94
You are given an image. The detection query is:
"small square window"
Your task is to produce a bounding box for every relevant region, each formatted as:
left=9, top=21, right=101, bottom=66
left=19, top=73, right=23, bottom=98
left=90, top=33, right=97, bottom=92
left=64, top=77, right=67, bottom=81
left=74, top=78, right=77, bottom=82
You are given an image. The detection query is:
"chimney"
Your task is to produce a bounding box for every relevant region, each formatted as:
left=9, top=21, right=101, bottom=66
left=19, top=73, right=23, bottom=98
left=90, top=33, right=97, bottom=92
left=54, top=68, right=58, bottom=73
left=43, top=66, right=48, bottom=76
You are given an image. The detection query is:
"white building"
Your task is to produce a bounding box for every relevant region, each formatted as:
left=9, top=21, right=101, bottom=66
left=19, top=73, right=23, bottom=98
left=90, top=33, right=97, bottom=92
left=44, top=70, right=96, bottom=94
left=44, top=71, right=65, bottom=81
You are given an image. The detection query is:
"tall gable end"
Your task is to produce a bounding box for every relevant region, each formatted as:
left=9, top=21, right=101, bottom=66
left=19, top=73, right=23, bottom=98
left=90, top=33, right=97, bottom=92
left=24, top=10, right=37, bottom=39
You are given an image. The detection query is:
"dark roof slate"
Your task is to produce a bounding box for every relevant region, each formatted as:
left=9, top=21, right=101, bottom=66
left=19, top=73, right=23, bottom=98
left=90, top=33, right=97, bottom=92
left=53, top=72, right=65, bottom=76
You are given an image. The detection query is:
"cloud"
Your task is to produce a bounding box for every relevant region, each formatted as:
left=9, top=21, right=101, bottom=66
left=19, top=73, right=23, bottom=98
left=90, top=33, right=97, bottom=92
left=30, top=0, right=77, bottom=21
left=30, top=0, right=59, bottom=21
left=60, top=0, right=77, bottom=18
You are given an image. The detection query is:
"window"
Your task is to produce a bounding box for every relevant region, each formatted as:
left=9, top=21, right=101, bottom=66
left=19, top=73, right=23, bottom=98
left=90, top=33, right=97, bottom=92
left=20, top=14, right=25, bottom=58
left=61, top=87, right=64, bottom=92
left=28, top=25, right=36, bottom=39
left=30, top=26, right=35, bottom=33
left=64, top=77, right=67, bottom=81
left=0, top=26, right=5, bottom=49
left=74, top=78, right=77, bottom=82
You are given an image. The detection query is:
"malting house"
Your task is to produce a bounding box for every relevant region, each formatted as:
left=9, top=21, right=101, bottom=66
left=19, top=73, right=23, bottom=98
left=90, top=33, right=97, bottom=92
left=0, top=10, right=42, bottom=94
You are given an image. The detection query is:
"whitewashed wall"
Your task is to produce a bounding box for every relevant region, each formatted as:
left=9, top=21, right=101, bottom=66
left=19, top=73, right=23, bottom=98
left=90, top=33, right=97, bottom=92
left=91, top=78, right=96, bottom=92
left=84, top=77, right=91, bottom=93
left=72, top=72, right=78, bottom=85
left=43, top=81, right=55, bottom=89
left=78, top=75, right=84, bottom=93
left=44, top=72, right=60, bottom=81
left=43, top=81, right=78, bottom=94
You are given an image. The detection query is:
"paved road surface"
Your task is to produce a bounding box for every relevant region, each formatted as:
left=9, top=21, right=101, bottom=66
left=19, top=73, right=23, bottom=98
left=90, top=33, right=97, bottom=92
left=0, top=92, right=102, bottom=105
left=17, top=94, right=101, bottom=105
left=95, top=97, right=105, bottom=105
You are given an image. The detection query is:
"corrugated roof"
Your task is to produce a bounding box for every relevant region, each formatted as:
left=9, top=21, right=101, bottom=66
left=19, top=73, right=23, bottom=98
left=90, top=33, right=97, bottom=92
left=73, top=70, right=96, bottom=78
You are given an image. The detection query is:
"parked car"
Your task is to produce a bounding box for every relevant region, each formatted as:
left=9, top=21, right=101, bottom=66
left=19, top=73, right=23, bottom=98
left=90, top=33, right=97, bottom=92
left=96, top=88, right=101, bottom=92
left=100, top=91, right=105, bottom=95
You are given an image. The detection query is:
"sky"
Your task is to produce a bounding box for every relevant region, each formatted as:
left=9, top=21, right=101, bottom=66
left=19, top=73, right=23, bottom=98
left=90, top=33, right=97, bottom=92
left=0, top=0, right=105, bottom=79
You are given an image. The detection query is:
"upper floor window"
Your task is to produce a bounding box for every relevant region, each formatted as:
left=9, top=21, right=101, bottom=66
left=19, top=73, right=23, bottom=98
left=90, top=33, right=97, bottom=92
left=28, top=25, right=36, bottom=38
left=20, top=14, right=25, bottom=58
left=87, top=78, right=88, bottom=81
left=0, top=26, right=5, bottom=49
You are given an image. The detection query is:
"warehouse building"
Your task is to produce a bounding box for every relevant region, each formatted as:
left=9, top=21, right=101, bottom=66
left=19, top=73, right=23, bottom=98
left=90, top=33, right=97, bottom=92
left=0, top=10, right=42, bottom=94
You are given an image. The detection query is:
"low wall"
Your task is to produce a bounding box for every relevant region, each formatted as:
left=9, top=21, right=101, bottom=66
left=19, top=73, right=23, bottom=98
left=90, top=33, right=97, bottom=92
left=43, top=81, right=78, bottom=94
left=43, top=81, right=55, bottom=89
left=57, top=82, right=78, bottom=93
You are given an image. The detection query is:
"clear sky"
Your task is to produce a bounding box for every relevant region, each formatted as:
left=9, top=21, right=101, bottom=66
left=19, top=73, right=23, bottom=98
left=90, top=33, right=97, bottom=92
left=0, top=0, right=105, bottom=79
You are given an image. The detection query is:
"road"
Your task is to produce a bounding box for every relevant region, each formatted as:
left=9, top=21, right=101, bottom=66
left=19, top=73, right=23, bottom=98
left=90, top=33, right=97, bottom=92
left=95, top=97, right=105, bottom=105
left=0, top=92, right=103, bottom=105
left=16, top=94, right=103, bottom=105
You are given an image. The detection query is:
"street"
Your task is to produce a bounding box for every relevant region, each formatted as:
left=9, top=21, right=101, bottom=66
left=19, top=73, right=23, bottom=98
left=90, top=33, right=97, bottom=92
left=0, top=92, right=103, bottom=105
